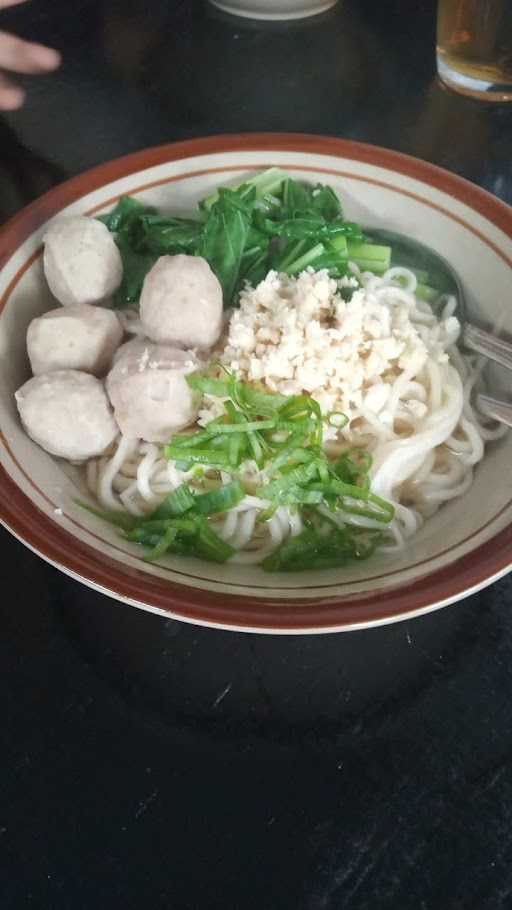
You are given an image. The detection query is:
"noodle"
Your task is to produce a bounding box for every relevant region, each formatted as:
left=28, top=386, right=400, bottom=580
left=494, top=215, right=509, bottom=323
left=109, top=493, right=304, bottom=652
left=84, top=266, right=502, bottom=564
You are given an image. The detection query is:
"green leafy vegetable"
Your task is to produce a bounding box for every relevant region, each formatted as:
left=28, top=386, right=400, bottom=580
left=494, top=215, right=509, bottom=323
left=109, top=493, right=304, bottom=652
left=346, top=241, right=391, bottom=274
left=139, top=215, right=203, bottom=255
left=98, top=168, right=392, bottom=309
left=97, top=196, right=155, bottom=233
left=199, top=187, right=256, bottom=304
left=200, top=166, right=288, bottom=213
left=98, top=197, right=159, bottom=307
left=114, top=234, right=158, bottom=308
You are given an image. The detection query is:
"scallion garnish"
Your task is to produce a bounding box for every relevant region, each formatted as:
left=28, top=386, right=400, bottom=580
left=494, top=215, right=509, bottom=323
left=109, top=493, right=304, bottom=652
left=81, top=373, right=394, bottom=570
left=193, top=481, right=245, bottom=516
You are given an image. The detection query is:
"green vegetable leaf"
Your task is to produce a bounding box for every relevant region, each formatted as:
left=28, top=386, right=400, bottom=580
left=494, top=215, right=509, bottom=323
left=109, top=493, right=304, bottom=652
left=310, top=184, right=342, bottom=221
left=138, top=215, right=203, bottom=255
left=98, top=173, right=391, bottom=309
left=97, top=196, right=155, bottom=233
left=112, top=233, right=158, bottom=308
left=200, top=166, right=287, bottom=213
left=200, top=187, right=255, bottom=305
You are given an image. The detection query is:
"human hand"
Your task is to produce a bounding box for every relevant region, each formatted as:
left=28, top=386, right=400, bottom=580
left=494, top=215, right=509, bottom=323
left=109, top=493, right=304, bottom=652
left=0, top=0, right=60, bottom=110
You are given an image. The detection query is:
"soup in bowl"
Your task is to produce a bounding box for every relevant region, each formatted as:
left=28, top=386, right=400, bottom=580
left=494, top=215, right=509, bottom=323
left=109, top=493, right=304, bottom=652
left=1, top=134, right=511, bottom=633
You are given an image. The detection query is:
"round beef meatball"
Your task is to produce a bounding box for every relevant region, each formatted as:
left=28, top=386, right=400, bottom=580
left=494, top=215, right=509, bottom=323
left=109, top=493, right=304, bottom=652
left=139, top=254, right=223, bottom=350
left=43, top=216, right=123, bottom=307
left=27, top=303, right=123, bottom=377
left=106, top=339, right=201, bottom=443
left=15, top=371, right=118, bottom=460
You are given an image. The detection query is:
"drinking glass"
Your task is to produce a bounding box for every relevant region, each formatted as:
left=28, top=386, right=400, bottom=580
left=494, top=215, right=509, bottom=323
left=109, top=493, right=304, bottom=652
left=437, top=0, right=512, bottom=101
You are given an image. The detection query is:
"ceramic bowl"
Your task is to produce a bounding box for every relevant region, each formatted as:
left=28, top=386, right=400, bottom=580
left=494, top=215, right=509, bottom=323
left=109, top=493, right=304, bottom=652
left=1, top=133, right=512, bottom=633
left=208, top=1, right=338, bottom=20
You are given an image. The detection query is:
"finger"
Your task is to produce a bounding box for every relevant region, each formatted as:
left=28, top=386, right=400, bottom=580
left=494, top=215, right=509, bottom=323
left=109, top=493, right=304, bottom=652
left=0, top=71, right=24, bottom=109
left=0, top=0, right=30, bottom=9
left=0, top=31, right=60, bottom=73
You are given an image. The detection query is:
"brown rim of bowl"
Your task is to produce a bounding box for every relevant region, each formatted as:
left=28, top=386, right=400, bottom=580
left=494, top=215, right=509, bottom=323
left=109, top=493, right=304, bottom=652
left=1, top=132, right=512, bottom=632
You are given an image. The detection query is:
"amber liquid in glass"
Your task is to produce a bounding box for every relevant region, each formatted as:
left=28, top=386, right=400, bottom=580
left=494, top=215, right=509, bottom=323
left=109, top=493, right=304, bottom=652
left=437, top=0, right=512, bottom=100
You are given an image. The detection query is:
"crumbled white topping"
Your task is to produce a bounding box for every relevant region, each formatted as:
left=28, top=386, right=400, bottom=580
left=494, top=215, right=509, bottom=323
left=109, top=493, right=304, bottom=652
left=138, top=347, right=150, bottom=372
left=200, top=268, right=460, bottom=442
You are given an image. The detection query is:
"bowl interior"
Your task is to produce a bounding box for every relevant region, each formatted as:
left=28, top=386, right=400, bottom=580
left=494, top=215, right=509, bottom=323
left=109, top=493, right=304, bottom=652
left=1, top=139, right=512, bottom=630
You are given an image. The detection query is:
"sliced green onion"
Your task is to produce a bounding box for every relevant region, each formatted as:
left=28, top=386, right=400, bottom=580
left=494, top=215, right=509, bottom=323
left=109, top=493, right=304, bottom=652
left=239, top=386, right=288, bottom=413
left=262, top=529, right=318, bottom=571
left=128, top=518, right=185, bottom=533
left=143, top=526, right=179, bottom=562
left=186, top=374, right=231, bottom=396
left=228, top=431, right=246, bottom=467
left=261, top=527, right=350, bottom=572
left=274, top=486, right=324, bottom=505
left=318, top=460, right=330, bottom=484
left=193, top=480, right=245, bottom=516
left=368, top=492, right=395, bottom=522
left=194, top=519, right=235, bottom=562
left=266, top=429, right=309, bottom=475
left=247, top=430, right=264, bottom=464
left=352, top=529, right=383, bottom=559
left=334, top=450, right=372, bottom=487
left=223, top=399, right=241, bottom=422
left=256, top=505, right=278, bottom=523
left=164, top=446, right=232, bottom=467
left=166, top=429, right=217, bottom=449
left=125, top=527, right=163, bottom=547
left=326, top=411, right=348, bottom=428
left=152, top=484, right=196, bottom=519
left=310, top=478, right=370, bottom=501
left=262, top=521, right=385, bottom=572
left=75, top=499, right=138, bottom=532
left=258, top=461, right=319, bottom=500
left=84, top=364, right=394, bottom=570
left=207, top=418, right=277, bottom=434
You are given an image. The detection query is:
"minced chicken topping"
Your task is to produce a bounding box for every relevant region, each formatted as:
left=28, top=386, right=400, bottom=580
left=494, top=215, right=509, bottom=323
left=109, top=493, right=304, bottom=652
left=199, top=268, right=460, bottom=442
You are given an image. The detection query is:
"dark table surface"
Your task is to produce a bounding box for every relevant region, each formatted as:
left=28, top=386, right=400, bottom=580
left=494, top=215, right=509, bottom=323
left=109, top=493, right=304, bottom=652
left=2, top=1, right=512, bottom=908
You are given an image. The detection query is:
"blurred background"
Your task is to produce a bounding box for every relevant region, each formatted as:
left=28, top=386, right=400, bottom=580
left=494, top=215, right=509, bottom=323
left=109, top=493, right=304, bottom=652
left=3, top=3, right=512, bottom=909
left=0, top=0, right=511, bottom=225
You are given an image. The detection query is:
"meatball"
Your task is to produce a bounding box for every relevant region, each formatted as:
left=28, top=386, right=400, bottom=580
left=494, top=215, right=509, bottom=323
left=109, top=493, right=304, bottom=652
left=43, top=216, right=123, bottom=307
left=139, top=255, right=223, bottom=350
left=106, top=339, right=201, bottom=443
left=15, top=371, right=118, bottom=461
left=27, top=303, right=123, bottom=377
